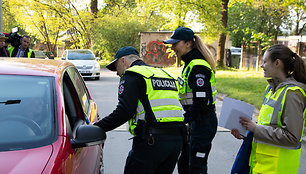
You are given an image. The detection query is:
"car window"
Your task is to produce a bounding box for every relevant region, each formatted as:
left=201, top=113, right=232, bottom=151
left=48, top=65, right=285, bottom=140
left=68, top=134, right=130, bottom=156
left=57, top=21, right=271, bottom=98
left=34, top=51, right=47, bottom=59
left=0, top=75, right=56, bottom=151
left=67, top=67, right=90, bottom=114
left=62, top=67, right=89, bottom=134
left=67, top=50, right=95, bottom=60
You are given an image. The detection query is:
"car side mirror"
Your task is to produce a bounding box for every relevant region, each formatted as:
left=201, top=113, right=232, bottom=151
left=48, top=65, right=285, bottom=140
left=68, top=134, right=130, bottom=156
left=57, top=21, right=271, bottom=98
left=70, top=125, right=106, bottom=148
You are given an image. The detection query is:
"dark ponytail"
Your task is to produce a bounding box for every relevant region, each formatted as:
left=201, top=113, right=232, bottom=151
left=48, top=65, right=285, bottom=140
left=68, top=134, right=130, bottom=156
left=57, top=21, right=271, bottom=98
left=292, top=53, right=306, bottom=84
left=267, top=44, right=306, bottom=84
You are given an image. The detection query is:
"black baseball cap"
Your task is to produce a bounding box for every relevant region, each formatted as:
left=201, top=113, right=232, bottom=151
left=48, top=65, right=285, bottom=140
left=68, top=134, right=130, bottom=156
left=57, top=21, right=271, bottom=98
left=163, top=27, right=194, bottom=44
left=106, top=46, right=139, bottom=71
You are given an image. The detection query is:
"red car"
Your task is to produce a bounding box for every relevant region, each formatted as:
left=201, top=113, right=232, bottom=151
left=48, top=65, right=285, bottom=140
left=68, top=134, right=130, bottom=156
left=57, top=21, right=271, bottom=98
left=0, top=58, right=106, bottom=174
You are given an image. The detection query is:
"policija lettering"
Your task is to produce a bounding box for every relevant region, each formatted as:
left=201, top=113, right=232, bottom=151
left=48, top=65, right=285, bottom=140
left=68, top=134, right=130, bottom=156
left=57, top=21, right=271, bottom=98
left=151, top=78, right=177, bottom=91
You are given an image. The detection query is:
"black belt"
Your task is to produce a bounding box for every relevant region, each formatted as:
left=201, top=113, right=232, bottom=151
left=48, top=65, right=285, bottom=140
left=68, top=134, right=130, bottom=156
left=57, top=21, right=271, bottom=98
left=150, top=127, right=183, bottom=136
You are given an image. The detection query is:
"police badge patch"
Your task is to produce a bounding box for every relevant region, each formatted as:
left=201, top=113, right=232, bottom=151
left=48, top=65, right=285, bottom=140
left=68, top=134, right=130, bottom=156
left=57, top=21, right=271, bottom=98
left=118, top=84, right=124, bottom=95
left=196, top=78, right=204, bottom=87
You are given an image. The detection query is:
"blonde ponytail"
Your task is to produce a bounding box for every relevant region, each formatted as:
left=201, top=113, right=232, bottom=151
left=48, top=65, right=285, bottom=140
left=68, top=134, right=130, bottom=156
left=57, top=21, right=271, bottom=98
left=193, top=35, right=216, bottom=72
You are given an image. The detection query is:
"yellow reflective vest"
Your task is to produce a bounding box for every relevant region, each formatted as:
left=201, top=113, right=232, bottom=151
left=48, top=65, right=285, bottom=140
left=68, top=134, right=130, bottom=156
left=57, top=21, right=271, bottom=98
left=250, top=84, right=306, bottom=174
left=8, top=46, right=33, bottom=58
left=178, top=59, right=217, bottom=106
left=126, top=65, right=184, bottom=135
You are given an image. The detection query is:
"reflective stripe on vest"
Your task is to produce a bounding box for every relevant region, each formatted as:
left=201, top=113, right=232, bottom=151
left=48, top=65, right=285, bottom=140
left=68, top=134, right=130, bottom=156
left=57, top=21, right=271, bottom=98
left=250, top=84, right=306, bottom=174
left=136, top=98, right=184, bottom=120
left=125, top=65, right=184, bottom=135
left=179, top=59, right=216, bottom=106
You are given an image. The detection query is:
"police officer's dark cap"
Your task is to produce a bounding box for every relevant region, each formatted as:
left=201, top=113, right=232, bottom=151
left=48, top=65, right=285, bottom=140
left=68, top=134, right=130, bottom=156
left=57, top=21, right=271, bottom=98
left=106, top=46, right=139, bottom=71
left=163, top=27, right=194, bottom=44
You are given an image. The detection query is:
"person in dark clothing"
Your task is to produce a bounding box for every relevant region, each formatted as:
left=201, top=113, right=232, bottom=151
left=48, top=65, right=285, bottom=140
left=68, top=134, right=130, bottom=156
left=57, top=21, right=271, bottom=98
left=94, top=46, right=185, bottom=174
left=8, top=35, right=35, bottom=58
left=164, top=27, right=218, bottom=174
left=0, top=33, right=9, bottom=57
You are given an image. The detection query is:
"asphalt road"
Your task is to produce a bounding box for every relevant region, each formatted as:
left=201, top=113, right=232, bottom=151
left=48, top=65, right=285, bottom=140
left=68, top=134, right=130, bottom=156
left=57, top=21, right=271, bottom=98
left=85, top=69, right=306, bottom=174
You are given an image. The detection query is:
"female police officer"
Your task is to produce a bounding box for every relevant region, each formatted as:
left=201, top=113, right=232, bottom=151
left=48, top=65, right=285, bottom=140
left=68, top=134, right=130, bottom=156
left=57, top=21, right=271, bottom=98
left=164, top=27, right=218, bottom=174
left=94, top=46, right=185, bottom=174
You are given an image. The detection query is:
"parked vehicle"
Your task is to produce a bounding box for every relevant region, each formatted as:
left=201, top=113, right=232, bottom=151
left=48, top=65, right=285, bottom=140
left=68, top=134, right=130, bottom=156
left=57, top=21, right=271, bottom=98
left=43, top=51, right=55, bottom=59
left=33, top=50, right=48, bottom=59
left=0, top=58, right=105, bottom=174
left=61, top=49, right=101, bottom=80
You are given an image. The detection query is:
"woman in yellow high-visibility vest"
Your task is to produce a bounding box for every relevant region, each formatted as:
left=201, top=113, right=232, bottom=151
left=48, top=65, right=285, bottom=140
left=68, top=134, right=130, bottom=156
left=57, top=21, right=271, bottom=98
left=232, top=44, right=306, bottom=174
left=163, top=27, right=218, bottom=174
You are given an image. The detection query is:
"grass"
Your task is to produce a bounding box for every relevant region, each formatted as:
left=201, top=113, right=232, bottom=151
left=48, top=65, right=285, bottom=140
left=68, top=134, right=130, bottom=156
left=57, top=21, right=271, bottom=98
left=164, top=66, right=268, bottom=109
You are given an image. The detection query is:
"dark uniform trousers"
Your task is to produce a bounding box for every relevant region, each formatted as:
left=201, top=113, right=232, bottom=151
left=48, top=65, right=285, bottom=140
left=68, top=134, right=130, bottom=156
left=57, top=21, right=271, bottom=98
left=178, top=111, right=218, bottom=174
left=124, top=134, right=183, bottom=174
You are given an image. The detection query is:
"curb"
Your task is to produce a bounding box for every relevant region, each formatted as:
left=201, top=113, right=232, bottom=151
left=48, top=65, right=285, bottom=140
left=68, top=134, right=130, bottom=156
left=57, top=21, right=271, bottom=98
left=216, top=93, right=306, bottom=145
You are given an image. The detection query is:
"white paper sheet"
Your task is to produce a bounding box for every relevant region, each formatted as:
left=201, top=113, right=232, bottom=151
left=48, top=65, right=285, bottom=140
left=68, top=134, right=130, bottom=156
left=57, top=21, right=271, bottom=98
left=218, top=97, right=255, bottom=137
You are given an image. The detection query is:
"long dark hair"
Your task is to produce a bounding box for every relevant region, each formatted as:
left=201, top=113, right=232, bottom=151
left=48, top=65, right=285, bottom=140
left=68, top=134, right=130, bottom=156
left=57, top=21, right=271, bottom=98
left=266, top=44, right=306, bottom=84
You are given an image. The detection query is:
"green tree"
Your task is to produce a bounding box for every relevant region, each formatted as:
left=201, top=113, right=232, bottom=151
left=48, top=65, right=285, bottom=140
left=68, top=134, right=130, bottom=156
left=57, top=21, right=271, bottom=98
left=91, top=9, right=149, bottom=60
left=6, top=0, right=94, bottom=51
left=228, top=0, right=289, bottom=47
left=285, top=0, right=306, bottom=35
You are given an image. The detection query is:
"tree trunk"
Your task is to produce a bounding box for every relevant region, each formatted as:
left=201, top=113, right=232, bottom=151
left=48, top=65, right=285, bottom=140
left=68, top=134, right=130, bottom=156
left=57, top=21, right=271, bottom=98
left=217, top=34, right=226, bottom=67
left=256, top=41, right=261, bottom=72
left=217, top=0, right=229, bottom=67
left=273, top=25, right=279, bottom=44
left=90, top=0, right=98, bottom=18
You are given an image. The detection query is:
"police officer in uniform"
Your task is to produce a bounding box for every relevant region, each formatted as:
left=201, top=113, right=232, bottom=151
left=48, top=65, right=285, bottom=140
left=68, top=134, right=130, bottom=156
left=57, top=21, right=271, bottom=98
left=164, top=27, right=218, bottom=174
left=94, top=46, right=185, bottom=174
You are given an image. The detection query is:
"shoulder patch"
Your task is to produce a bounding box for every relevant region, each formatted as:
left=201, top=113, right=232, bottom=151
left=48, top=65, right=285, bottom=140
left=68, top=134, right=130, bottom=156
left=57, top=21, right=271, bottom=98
left=118, top=84, right=124, bottom=95
left=196, top=78, right=204, bottom=87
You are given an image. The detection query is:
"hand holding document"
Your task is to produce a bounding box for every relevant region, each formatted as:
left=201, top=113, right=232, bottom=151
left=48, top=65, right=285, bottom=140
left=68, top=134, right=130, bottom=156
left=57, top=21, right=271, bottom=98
left=218, top=97, right=255, bottom=137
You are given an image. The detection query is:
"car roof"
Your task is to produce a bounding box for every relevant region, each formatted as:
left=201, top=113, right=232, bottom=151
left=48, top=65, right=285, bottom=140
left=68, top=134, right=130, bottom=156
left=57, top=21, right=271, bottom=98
left=0, top=58, right=74, bottom=77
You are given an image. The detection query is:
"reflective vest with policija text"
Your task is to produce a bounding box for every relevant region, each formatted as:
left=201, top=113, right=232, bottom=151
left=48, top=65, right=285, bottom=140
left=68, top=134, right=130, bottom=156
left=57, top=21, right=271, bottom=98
left=250, top=84, right=306, bottom=174
left=8, top=46, right=33, bottom=58
left=178, top=59, right=217, bottom=106
left=126, top=65, right=184, bottom=136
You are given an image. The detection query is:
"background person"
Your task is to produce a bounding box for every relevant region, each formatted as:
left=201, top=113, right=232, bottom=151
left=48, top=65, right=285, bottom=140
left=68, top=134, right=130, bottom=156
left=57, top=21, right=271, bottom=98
left=0, top=33, right=9, bottom=57
left=231, top=44, right=306, bottom=174
left=8, top=35, right=35, bottom=58
left=94, top=46, right=185, bottom=174
left=163, top=27, right=218, bottom=174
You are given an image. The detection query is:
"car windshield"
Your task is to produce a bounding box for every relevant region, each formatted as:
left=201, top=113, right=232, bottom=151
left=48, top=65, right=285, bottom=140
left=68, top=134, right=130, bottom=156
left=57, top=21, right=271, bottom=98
left=0, top=75, right=56, bottom=151
left=67, top=50, right=95, bottom=60
left=35, top=51, right=46, bottom=58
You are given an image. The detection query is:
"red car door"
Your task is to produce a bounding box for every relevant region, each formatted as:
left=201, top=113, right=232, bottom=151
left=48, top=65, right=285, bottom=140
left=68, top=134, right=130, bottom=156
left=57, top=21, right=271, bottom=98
left=59, top=67, right=102, bottom=174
